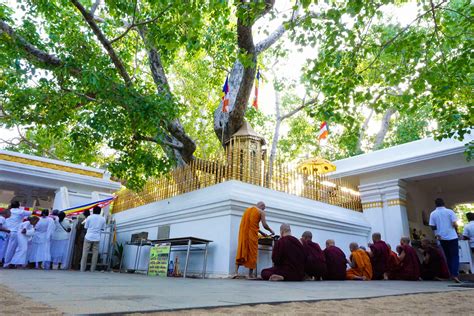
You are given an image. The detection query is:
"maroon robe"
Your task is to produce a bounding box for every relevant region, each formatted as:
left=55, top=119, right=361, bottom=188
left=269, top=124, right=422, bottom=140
left=323, top=245, right=347, bottom=280
left=388, top=244, right=420, bottom=281
left=261, top=235, right=306, bottom=281
left=302, top=240, right=327, bottom=279
left=369, top=240, right=390, bottom=280
left=421, top=246, right=450, bottom=280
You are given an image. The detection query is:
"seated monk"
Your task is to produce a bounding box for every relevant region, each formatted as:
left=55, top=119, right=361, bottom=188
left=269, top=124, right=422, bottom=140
left=385, top=243, right=400, bottom=279
left=346, top=242, right=373, bottom=280
left=368, top=233, right=390, bottom=280
left=420, top=239, right=450, bottom=280
left=300, top=231, right=327, bottom=280
left=322, top=239, right=347, bottom=280
left=388, top=237, right=421, bottom=281
left=261, top=224, right=306, bottom=281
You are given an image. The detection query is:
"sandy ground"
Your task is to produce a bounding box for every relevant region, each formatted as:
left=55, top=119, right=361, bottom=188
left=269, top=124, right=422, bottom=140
left=0, top=285, right=62, bottom=315
left=1, top=284, right=473, bottom=315
left=144, top=290, right=474, bottom=316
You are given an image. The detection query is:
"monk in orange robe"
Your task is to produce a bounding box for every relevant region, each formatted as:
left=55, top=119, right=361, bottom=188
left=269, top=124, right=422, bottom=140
left=346, top=242, right=373, bottom=280
left=234, top=201, right=274, bottom=278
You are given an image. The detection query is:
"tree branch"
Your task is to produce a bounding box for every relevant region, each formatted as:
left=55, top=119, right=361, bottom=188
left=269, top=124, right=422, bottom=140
left=280, top=94, right=319, bottom=120
left=359, top=0, right=447, bottom=74
left=70, top=0, right=132, bottom=85
left=90, top=0, right=101, bottom=16
left=0, top=19, right=80, bottom=75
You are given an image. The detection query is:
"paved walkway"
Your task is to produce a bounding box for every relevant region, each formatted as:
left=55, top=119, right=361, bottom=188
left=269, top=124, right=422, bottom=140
left=0, top=270, right=471, bottom=314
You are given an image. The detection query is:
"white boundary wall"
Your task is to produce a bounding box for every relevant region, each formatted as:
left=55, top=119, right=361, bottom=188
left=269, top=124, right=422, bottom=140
left=114, top=180, right=371, bottom=278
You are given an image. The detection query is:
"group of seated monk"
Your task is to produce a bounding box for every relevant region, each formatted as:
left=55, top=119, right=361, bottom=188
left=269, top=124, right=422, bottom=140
left=260, top=224, right=451, bottom=282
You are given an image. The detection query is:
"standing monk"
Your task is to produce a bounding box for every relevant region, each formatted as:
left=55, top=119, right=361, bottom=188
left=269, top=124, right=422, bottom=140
left=261, top=224, right=306, bottom=281
left=368, top=233, right=390, bottom=280
left=346, top=242, right=373, bottom=280
left=300, top=231, right=326, bottom=280
left=387, top=237, right=420, bottom=281
left=323, top=239, right=347, bottom=280
left=234, top=202, right=274, bottom=278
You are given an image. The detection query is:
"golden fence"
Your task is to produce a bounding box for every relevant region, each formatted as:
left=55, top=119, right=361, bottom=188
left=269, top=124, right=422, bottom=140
left=113, top=140, right=362, bottom=213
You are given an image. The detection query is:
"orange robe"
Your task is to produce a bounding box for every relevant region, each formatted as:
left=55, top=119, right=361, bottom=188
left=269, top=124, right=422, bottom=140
left=235, top=206, right=261, bottom=269
left=346, top=249, right=373, bottom=280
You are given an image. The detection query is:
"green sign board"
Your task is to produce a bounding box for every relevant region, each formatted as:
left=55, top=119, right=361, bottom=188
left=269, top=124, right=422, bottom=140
left=148, top=243, right=171, bottom=277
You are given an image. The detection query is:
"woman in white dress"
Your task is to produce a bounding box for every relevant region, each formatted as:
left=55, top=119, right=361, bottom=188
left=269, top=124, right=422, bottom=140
left=28, top=209, right=55, bottom=269
left=50, top=211, right=72, bottom=269
left=10, top=216, right=38, bottom=268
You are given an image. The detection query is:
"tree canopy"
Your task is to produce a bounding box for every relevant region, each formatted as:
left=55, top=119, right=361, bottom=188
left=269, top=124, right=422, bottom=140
left=1, top=0, right=472, bottom=189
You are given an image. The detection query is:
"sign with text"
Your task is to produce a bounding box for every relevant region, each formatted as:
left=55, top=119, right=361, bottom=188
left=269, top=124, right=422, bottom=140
left=148, top=243, right=171, bottom=277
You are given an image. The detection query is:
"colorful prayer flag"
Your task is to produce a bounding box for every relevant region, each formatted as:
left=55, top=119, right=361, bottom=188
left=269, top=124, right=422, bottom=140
left=62, top=196, right=116, bottom=217
left=222, top=76, right=230, bottom=113
left=252, top=69, right=260, bottom=110
left=318, top=121, right=329, bottom=141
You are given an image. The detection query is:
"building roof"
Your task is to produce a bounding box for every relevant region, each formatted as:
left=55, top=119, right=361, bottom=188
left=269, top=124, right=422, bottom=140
left=331, top=133, right=473, bottom=178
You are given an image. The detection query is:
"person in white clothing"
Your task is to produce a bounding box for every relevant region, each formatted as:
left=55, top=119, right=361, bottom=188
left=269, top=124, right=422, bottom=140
left=429, top=198, right=460, bottom=283
left=462, top=212, right=474, bottom=254
left=80, top=206, right=106, bottom=272
left=0, top=209, right=11, bottom=263
left=28, top=209, right=55, bottom=269
left=3, top=201, right=32, bottom=268
left=10, top=216, right=38, bottom=268
left=51, top=211, right=72, bottom=269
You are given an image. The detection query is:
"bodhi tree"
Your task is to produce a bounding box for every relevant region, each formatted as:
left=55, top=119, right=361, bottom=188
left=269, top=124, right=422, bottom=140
left=1, top=0, right=472, bottom=190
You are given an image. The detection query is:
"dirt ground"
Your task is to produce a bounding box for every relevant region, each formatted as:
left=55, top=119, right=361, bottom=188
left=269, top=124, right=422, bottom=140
left=141, top=290, right=474, bottom=316
left=0, top=285, right=62, bottom=315
left=1, top=284, right=473, bottom=315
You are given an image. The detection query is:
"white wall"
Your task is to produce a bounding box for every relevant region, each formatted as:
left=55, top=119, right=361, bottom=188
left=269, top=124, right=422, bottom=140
left=114, top=180, right=371, bottom=278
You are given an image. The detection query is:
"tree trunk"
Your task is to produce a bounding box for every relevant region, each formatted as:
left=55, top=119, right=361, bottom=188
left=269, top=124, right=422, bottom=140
left=268, top=84, right=282, bottom=180
left=355, top=108, right=374, bottom=153
left=373, top=108, right=396, bottom=149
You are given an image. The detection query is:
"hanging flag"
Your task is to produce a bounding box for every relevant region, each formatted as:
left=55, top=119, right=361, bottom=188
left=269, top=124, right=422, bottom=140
left=62, top=196, right=116, bottom=217
left=252, top=69, right=260, bottom=110
left=221, top=76, right=230, bottom=113
left=318, top=121, right=329, bottom=141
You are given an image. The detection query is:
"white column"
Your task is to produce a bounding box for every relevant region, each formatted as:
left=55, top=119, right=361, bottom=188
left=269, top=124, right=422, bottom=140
left=360, top=179, right=409, bottom=248
left=53, top=187, right=70, bottom=211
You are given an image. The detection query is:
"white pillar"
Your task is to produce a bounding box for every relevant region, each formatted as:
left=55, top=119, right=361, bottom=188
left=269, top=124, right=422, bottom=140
left=53, top=187, right=70, bottom=211
left=360, top=179, right=409, bottom=248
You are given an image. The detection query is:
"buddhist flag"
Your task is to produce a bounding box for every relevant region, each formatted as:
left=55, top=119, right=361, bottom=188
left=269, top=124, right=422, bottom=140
left=62, top=196, right=116, bottom=217
left=318, top=121, right=329, bottom=141
left=252, top=69, right=260, bottom=110
left=222, top=76, right=230, bottom=113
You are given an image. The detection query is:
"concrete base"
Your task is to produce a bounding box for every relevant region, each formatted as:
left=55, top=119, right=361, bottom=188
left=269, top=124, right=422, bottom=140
left=0, top=270, right=470, bottom=314
left=114, top=180, right=371, bottom=277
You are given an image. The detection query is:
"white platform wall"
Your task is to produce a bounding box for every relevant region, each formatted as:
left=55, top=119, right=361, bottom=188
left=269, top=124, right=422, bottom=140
left=114, top=181, right=371, bottom=278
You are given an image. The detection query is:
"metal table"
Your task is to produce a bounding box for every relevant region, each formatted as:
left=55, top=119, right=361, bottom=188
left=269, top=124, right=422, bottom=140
left=149, top=237, right=212, bottom=278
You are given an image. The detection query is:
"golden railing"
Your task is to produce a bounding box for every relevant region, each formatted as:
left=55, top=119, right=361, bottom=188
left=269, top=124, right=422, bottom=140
left=113, top=142, right=362, bottom=213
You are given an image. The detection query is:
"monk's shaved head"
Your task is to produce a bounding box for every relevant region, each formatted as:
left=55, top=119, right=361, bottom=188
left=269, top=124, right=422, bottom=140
left=256, top=201, right=266, bottom=210
left=326, top=239, right=335, bottom=247
left=400, top=236, right=411, bottom=245
left=301, top=231, right=312, bottom=241
left=280, top=223, right=291, bottom=237
left=349, top=242, right=359, bottom=251
left=372, top=232, right=381, bottom=242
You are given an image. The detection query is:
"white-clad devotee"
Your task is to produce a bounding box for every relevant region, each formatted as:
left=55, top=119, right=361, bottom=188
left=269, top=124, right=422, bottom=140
left=51, top=211, right=72, bottom=269
left=0, top=209, right=11, bottom=263
left=3, top=201, right=32, bottom=268
left=10, top=216, right=38, bottom=268
left=28, top=209, right=55, bottom=269
left=81, top=206, right=105, bottom=272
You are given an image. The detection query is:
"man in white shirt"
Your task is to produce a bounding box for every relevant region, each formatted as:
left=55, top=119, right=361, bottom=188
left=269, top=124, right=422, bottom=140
left=80, top=206, right=106, bottom=272
left=3, top=201, right=32, bottom=268
left=429, top=198, right=460, bottom=283
left=462, top=212, right=474, bottom=253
